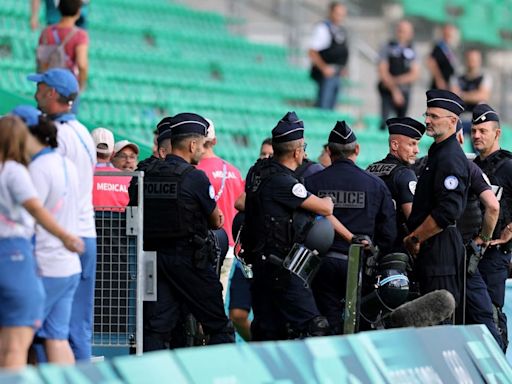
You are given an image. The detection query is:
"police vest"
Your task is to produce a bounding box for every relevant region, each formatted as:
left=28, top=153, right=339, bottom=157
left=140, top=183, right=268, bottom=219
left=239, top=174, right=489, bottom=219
left=243, top=159, right=298, bottom=259
left=476, top=150, right=512, bottom=239
left=366, top=156, right=410, bottom=241
left=457, top=74, right=484, bottom=111
left=457, top=192, right=482, bottom=244
left=141, top=160, right=208, bottom=250
left=385, top=40, right=415, bottom=77
left=310, top=21, right=349, bottom=82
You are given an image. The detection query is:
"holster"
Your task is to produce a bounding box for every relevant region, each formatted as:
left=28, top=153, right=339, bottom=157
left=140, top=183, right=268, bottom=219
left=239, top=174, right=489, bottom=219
left=466, top=240, right=482, bottom=276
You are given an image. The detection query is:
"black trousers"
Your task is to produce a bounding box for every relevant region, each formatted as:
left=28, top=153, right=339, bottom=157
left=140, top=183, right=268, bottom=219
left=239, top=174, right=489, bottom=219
left=143, top=249, right=233, bottom=351
left=414, top=226, right=464, bottom=306
left=250, top=261, right=322, bottom=341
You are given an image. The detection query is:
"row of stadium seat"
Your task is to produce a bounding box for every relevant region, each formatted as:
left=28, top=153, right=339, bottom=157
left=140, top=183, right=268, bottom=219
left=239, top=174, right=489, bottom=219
left=402, top=0, right=512, bottom=48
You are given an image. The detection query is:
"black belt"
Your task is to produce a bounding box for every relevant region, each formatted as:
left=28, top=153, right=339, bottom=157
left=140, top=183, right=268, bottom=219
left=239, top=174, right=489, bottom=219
left=326, top=251, right=348, bottom=261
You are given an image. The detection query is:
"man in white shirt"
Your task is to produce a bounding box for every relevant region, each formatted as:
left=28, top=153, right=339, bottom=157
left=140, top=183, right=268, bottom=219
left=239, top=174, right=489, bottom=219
left=27, top=68, right=97, bottom=361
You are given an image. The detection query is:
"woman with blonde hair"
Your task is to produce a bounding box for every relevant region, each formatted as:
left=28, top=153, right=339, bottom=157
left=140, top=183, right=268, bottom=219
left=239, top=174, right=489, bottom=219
left=0, top=115, right=83, bottom=370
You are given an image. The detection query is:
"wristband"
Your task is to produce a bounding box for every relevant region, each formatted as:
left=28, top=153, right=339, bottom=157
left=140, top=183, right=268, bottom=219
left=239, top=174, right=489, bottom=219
left=479, top=233, right=492, bottom=242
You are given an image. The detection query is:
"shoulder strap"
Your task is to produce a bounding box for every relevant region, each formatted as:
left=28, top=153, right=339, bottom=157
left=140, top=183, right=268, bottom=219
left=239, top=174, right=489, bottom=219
left=60, top=27, right=79, bottom=48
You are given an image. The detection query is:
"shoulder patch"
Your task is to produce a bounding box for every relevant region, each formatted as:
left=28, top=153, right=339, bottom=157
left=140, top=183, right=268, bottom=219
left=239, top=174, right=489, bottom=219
left=292, top=183, right=308, bottom=198
left=408, top=181, right=417, bottom=195
left=209, top=185, right=215, bottom=200
left=444, top=175, right=459, bottom=190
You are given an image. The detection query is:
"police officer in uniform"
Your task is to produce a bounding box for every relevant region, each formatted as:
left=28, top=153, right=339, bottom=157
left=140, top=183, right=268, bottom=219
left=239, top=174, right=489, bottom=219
left=404, top=90, right=470, bottom=309
left=243, top=111, right=335, bottom=341
left=472, top=104, right=512, bottom=350
left=306, top=121, right=397, bottom=334
left=450, top=120, right=503, bottom=348
left=309, top=2, right=349, bottom=110
left=377, top=20, right=420, bottom=130
left=140, top=113, right=234, bottom=351
left=366, top=117, right=425, bottom=251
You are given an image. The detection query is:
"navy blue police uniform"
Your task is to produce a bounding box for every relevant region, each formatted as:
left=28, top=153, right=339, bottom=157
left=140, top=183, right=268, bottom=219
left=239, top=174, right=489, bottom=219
left=140, top=113, right=233, bottom=351
left=367, top=117, right=425, bottom=251
left=243, top=112, right=328, bottom=341
left=472, top=104, right=512, bottom=349
left=446, top=120, right=504, bottom=348
left=407, top=90, right=470, bottom=306
left=306, top=121, right=397, bottom=334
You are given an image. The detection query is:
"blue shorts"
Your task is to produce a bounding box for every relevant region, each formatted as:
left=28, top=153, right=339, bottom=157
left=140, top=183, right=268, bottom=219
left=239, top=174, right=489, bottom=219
left=0, top=237, right=45, bottom=328
left=37, top=273, right=81, bottom=340
left=229, top=262, right=252, bottom=312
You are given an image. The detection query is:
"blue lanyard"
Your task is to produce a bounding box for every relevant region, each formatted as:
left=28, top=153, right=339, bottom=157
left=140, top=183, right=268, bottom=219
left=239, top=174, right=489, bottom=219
left=52, top=113, right=95, bottom=166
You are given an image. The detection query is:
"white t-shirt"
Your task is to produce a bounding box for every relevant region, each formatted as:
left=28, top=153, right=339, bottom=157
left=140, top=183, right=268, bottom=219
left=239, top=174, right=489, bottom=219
left=0, top=161, right=37, bottom=238
left=29, top=149, right=82, bottom=277
left=310, top=22, right=332, bottom=52
left=54, top=118, right=97, bottom=238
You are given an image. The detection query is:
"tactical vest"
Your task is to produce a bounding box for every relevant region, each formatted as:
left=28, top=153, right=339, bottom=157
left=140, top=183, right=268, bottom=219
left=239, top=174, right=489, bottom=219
left=386, top=40, right=415, bottom=77
left=318, top=22, right=349, bottom=66
left=457, top=193, right=482, bottom=243
left=142, top=160, right=208, bottom=250
left=366, top=156, right=410, bottom=243
left=310, top=21, right=348, bottom=82
left=476, top=150, right=512, bottom=239
left=243, top=159, right=295, bottom=259
left=457, top=74, right=484, bottom=112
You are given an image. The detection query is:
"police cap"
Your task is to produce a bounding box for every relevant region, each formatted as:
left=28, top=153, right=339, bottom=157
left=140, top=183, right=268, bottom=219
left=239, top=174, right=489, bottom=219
left=386, top=117, right=425, bottom=140
left=426, top=89, right=465, bottom=116
left=156, top=116, right=173, bottom=143
left=168, top=113, right=208, bottom=137
left=472, top=103, right=499, bottom=125
left=272, top=111, right=304, bottom=143
left=328, top=120, right=356, bottom=145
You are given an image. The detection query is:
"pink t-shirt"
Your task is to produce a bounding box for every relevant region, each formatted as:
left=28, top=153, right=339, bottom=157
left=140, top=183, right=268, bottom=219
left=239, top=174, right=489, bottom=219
left=93, top=164, right=130, bottom=211
left=197, top=156, right=245, bottom=246
left=38, top=25, right=89, bottom=75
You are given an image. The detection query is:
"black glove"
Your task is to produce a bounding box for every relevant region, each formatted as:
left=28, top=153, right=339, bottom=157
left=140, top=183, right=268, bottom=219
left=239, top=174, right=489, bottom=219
left=351, top=234, right=372, bottom=246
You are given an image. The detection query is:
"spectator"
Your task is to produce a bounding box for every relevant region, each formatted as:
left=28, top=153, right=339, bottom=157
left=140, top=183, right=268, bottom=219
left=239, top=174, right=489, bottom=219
left=451, top=49, right=492, bottom=136
left=318, top=143, right=331, bottom=167
left=0, top=116, right=82, bottom=370
left=27, top=68, right=97, bottom=361
left=259, top=137, right=273, bottom=159
left=91, top=127, right=130, bottom=210
left=13, top=107, right=82, bottom=365
left=309, top=2, right=349, bottom=110
left=377, top=20, right=420, bottom=130
left=197, top=119, right=245, bottom=298
left=31, top=0, right=89, bottom=30
left=36, top=0, right=89, bottom=94
left=427, top=24, right=459, bottom=90
left=112, top=140, right=139, bottom=172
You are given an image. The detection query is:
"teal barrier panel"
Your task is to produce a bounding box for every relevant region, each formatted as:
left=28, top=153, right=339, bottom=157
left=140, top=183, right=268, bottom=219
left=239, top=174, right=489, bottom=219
left=2, top=325, right=511, bottom=383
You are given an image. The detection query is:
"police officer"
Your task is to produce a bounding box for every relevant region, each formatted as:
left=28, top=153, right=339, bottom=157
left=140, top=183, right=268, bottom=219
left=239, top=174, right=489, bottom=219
left=404, top=90, right=470, bottom=309
left=450, top=120, right=503, bottom=349
left=472, top=103, right=512, bottom=350
left=243, top=111, right=334, bottom=341
left=367, top=117, right=425, bottom=250
left=377, top=20, right=420, bottom=130
left=141, top=112, right=234, bottom=351
left=306, top=121, right=397, bottom=334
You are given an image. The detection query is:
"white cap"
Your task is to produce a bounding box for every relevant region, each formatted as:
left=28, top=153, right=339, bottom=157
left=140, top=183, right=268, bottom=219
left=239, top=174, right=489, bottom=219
left=205, top=118, right=216, bottom=141
left=91, top=127, right=115, bottom=155
left=114, top=140, right=140, bottom=154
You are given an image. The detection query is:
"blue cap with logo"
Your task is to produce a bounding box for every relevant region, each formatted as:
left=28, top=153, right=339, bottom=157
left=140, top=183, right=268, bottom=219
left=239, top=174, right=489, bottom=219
left=426, top=89, right=465, bottom=116
left=472, top=103, right=499, bottom=125
left=11, top=105, right=42, bottom=127
left=272, top=111, right=304, bottom=144
left=27, top=68, right=79, bottom=97
left=386, top=117, right=425, bottom=139
left=328, top=120, right=356, bottom=144
left=168, top=113, right=208, bottom=137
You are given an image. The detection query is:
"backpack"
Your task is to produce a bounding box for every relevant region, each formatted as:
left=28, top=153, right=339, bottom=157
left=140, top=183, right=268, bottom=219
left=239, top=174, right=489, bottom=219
left=36, top=26, right=78, bottom=72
